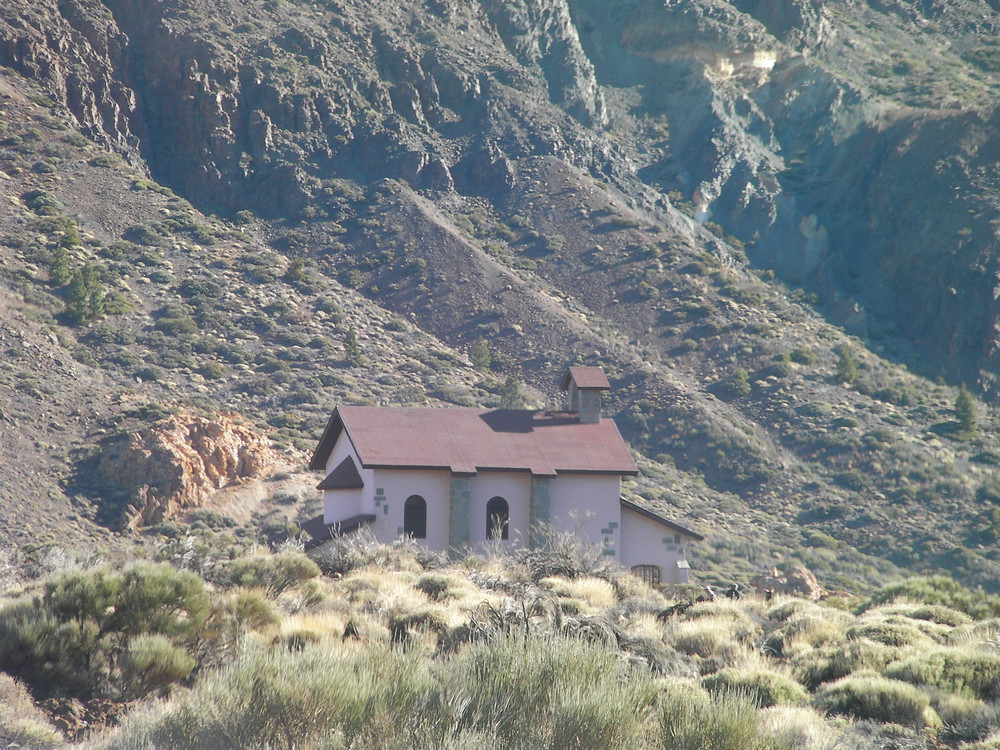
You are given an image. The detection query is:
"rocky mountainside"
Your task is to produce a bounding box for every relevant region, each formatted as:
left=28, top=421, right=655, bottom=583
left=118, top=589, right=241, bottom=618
left=4, top=0, right=1000, bottom=592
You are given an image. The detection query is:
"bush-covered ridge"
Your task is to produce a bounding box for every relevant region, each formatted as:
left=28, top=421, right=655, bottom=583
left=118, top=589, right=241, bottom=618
left=2, top=536, right=1000, bottom=747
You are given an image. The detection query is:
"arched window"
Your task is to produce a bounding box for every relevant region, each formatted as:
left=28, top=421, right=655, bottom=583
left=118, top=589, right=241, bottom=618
left=486, top=496, right=509, bottom=541
left=631, top=564, right=661, bottom=586
left=403, top=495, right=427, bottom=539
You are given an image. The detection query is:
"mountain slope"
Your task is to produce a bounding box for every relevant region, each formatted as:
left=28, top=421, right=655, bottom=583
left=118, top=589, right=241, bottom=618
left=3, top=0, right=1000, bottom=592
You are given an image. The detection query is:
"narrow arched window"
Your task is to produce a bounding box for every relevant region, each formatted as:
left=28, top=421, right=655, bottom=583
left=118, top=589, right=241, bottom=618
left=403, top=495, right=427, bottom=539
left=486, top=496, right=509, bottom=541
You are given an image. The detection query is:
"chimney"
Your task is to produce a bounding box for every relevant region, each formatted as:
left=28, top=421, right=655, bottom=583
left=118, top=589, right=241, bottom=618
left=559, top=366, right=610, bottom=424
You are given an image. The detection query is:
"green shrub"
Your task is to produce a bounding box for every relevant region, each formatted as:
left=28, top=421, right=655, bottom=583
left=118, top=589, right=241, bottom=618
left=446, top=634, right=651, bottom=750
left=108, top=641, right=438, bottom=750
left=0, top=562, right=208, bottom=699
left=813, top=673, right=933, bottom=727
left=885, top=649, right=1000, bottom=699
left=199, top=361, right=227, bottom=379
left=121, top=634, right=196, bottom=697
left=702, top=668, right=809, bottom=707
left=792, top=640, right=904, bottom=690
left=863, top=576, right=1000, bottom=619
left=90, top=153, right=120, bottom=168
left=717, top=368, right=751, bottom=399
left=228, top=552, right=320, bottom=596
left=845, top=618, right=932, bottom=647
left=790, top=345, right=817, bottom=365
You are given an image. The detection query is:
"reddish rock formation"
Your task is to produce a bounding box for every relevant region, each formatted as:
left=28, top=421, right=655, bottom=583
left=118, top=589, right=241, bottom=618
left=751, top=565, right=824, bottom=600
left=98, top=414, right=276, bottom=528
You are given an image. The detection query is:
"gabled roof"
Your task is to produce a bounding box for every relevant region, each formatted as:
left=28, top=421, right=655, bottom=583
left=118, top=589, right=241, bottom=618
left=560, top=366, right=611, bottom=391
left=310, top=406, right=638, bottom=477
left=317, top=455, right=364, bottom=490
left=620, top=498, right=704, bottom=541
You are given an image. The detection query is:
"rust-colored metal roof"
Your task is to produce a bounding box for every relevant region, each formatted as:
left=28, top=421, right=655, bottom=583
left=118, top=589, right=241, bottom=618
left=310, top=406, right=638, bottom=476
left=559, top=366, right=611, bottom=391
left=317, top=455, right=364, bottom=490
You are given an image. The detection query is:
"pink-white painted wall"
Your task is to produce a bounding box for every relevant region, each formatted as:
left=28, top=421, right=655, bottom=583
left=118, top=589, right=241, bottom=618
left=372, top=468, right=452, bottom=549
left=548, top=474, right=622, bottom=556
left=322, top=432, right=374, bottom=522
left=620, top=506, right=692, bottom=584
left=467, top=471, right=531, bottom=550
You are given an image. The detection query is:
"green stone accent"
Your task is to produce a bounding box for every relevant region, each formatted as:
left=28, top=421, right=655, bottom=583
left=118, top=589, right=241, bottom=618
left=449, top=474, right=471, bottom=549
left=603, top=549, right=616, bottom=556
left=529, top=476, right=551, bottom=549
left=601, top=527, right=612, bottom=535
left=609, top=522, right=618, bottom=530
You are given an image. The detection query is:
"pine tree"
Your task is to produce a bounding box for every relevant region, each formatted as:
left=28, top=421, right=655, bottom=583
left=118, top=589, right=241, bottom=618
left=64, top=263, right=104, bottom=325
left=344, top=327, right=363, bottom=366
left=470, top=337, right=491, bottom=371
left=49, top=246, right=71, bottom=286
left=956, top=384, right=978, bottom=436
left=835, top=346, right=857, bottom=384
left=499, top=374, right=526, bottom=409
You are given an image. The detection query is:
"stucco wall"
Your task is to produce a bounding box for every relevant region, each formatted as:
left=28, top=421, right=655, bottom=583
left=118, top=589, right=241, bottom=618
left=322, top=432, right=374, bottom=522
left=372, top=468, right=452, bottom=549
left=467, top=471, right=531, bottom=550
left=547, top=474, right=622, bottom=557
left=619, top=506, right=690, bottom=584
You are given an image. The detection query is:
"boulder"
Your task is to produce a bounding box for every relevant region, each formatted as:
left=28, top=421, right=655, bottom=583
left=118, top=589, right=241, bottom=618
left=751, top=565, right=823, bottom=600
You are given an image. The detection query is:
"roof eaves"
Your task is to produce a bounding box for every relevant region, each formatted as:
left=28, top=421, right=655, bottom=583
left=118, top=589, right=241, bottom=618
left=620, top=498, right=705, bottom=541
left=309, top=408, right=344, bottom=471
left=556, top=467, right=640, bottom=476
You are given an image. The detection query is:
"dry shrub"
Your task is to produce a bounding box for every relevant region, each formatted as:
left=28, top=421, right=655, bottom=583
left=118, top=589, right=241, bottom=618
left=0, top=673, right=61, bottom=749
left=539, top=576, right=617, bottom=609
left=764, top=610, right=851, bottom=658
left=665, top=616, right=753, bottom=661
left=757, top=705, right=841, bottom=750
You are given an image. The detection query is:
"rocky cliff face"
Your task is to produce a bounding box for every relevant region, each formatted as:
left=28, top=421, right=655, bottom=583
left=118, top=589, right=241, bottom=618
left=5, top=0, right=1000, bottom=590
left=6, top=0, right=1000, bottom=395
left=98, top=415, right=276, bottom=528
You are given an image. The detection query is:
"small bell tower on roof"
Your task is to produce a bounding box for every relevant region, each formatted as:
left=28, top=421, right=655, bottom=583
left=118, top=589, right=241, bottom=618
left=559, top=366, right=610, bottom=424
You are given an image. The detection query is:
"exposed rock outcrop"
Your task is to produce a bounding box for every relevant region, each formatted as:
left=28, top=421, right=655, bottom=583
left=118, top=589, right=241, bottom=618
left=98, top=414, right=276, bottom=529
left=751, top=565, right=824, bottom=600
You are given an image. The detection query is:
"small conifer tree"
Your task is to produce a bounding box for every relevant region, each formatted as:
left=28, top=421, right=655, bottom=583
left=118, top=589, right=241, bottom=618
left=49, top=246, right=71, bottom=286
left=956, top=384, right=978, bottom=435
left=64, top=263, right=105, bottom=325
left=836, top=346, right=857, bottom=384
left=499, top=373, right=526, bottom=409
left=344, top=327, right=363, bottom=366
left=471, top=337, right=491, bottom=371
